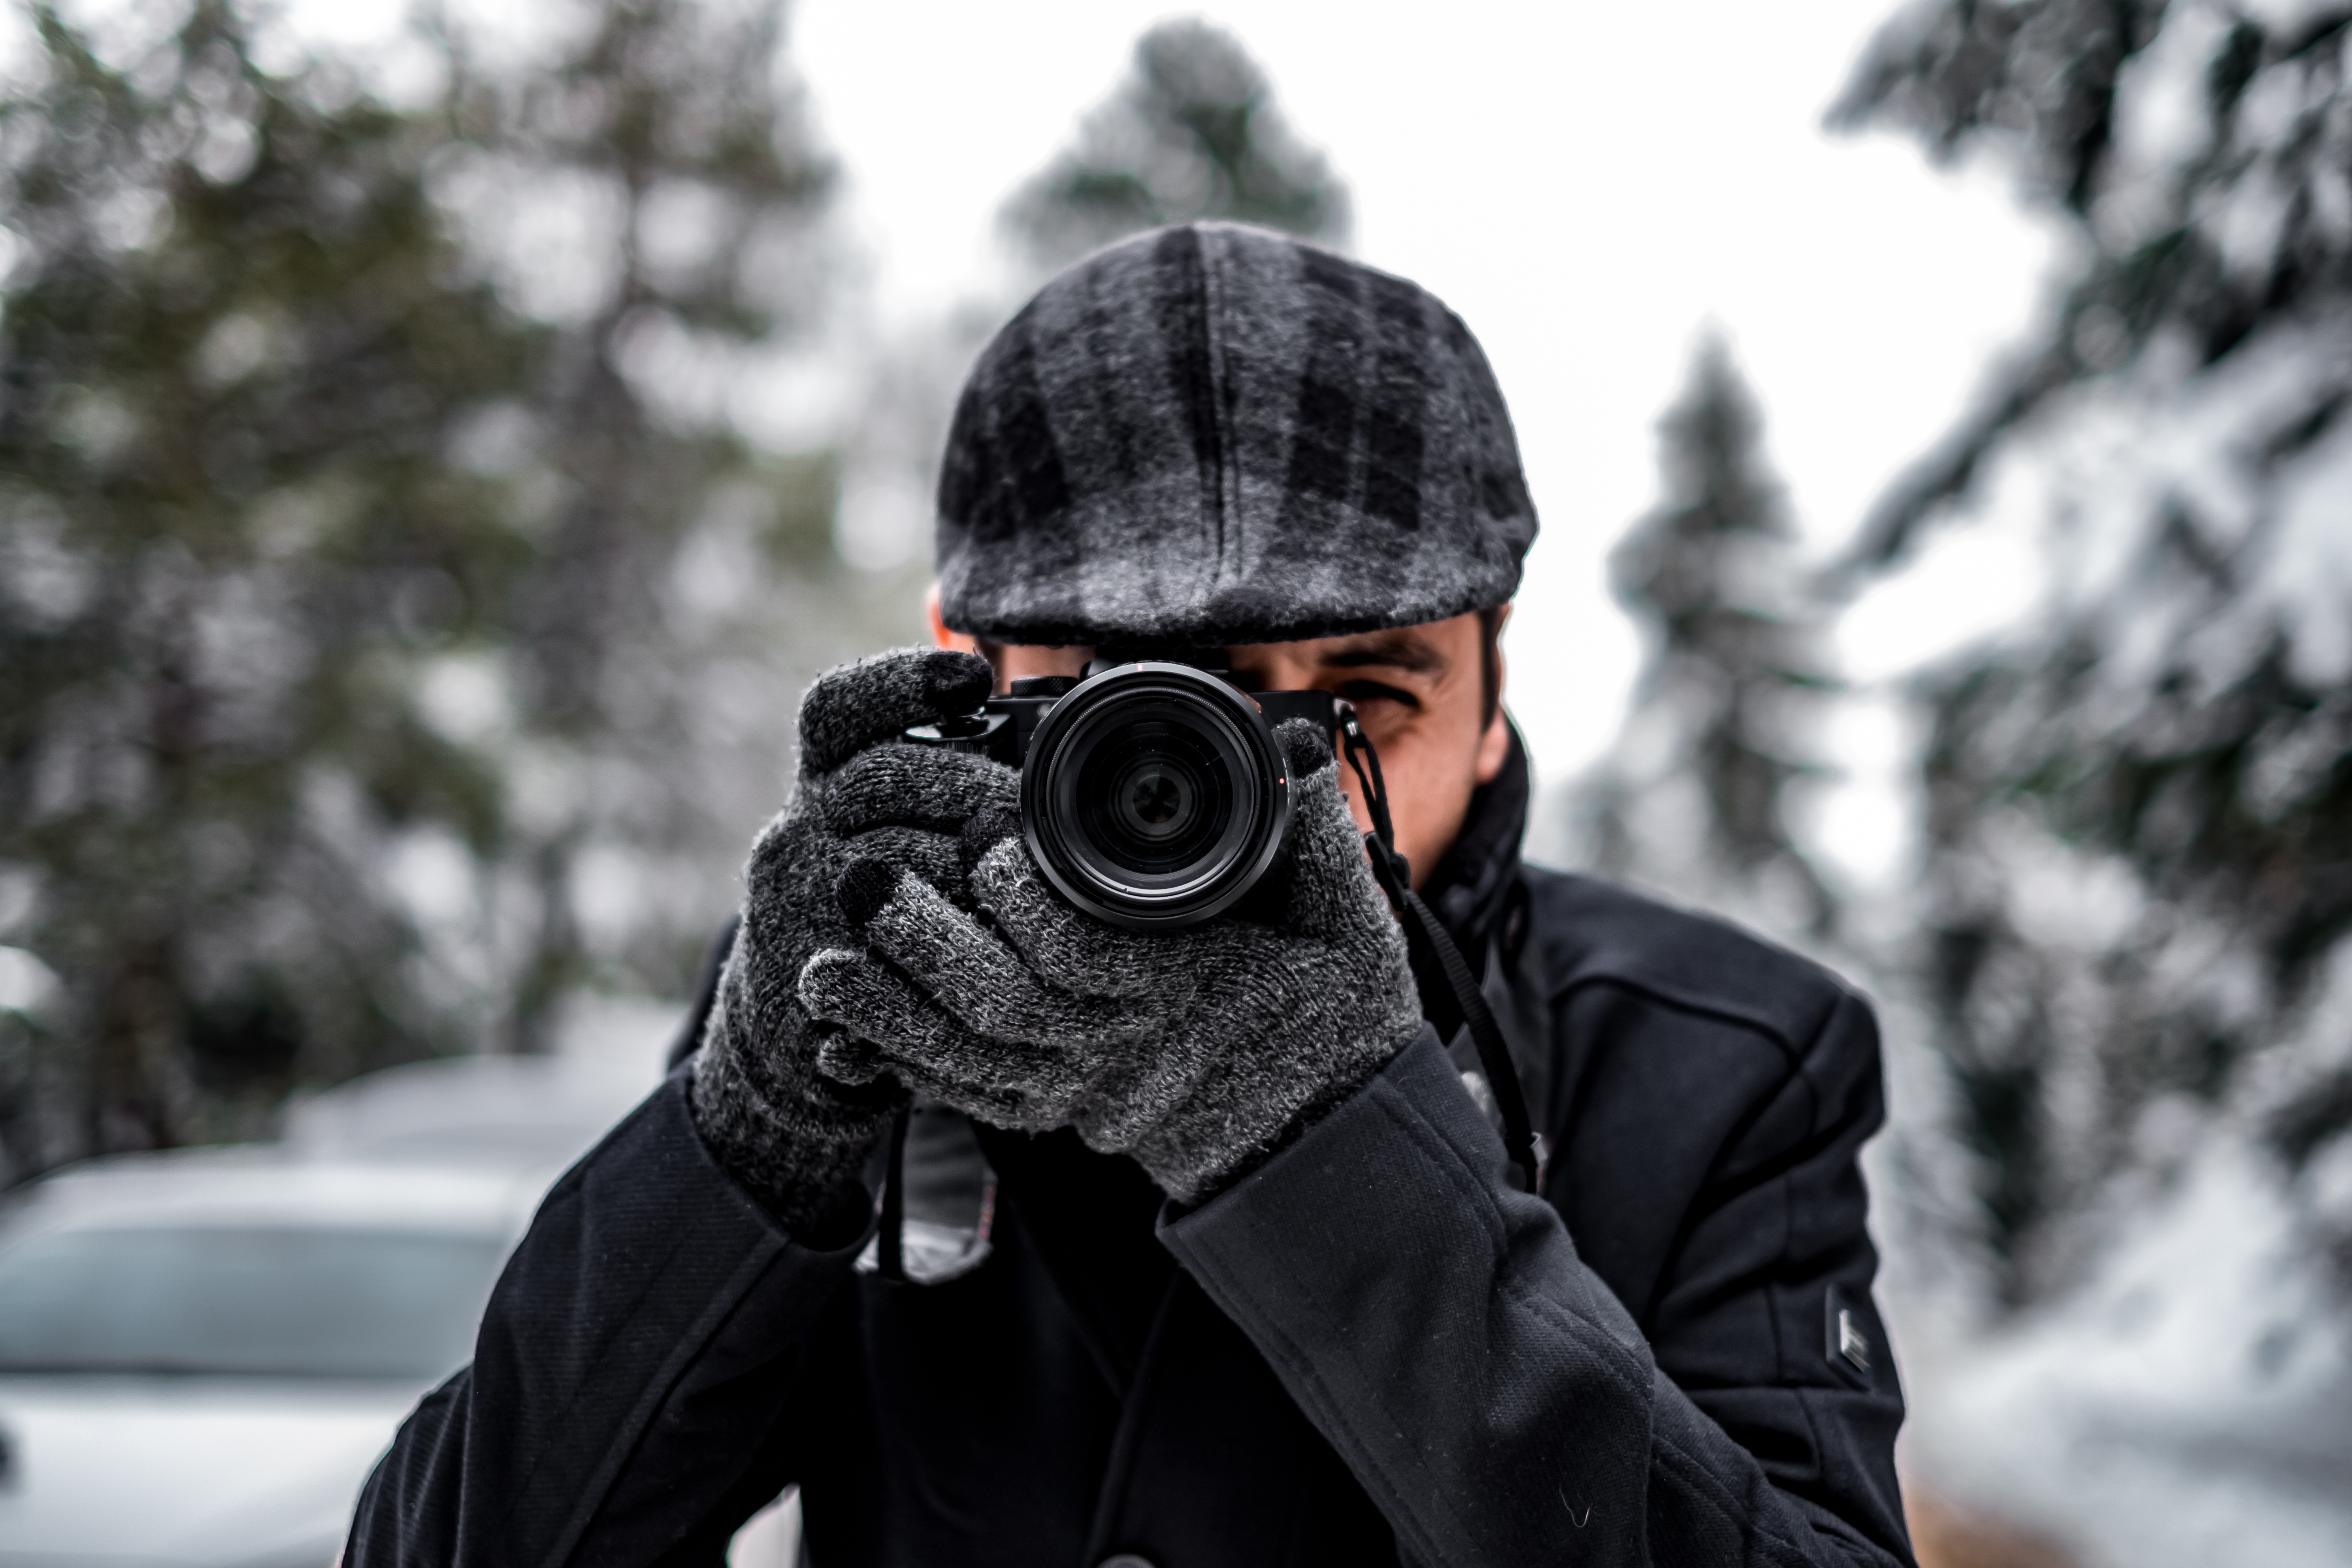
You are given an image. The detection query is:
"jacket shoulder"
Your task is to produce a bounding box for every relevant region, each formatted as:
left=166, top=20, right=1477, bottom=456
left=1517, top=865, right=1868, bottom=1062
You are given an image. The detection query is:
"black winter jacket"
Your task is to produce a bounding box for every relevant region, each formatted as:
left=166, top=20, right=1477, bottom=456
left=346, top=743, right=1913, bottom=1567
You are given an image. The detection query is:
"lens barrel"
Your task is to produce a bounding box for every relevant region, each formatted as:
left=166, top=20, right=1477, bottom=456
left=1021, top=662, right=1292, bottom=930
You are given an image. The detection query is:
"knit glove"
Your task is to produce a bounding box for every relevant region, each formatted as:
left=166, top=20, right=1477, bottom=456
left=690, top=646, right=1015, bottom=1234
left=799, top=721, right=1423, bottom=1204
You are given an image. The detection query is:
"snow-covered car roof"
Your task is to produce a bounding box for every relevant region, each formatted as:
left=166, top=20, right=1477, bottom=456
left=0, top=1146, right=551, bottom=1245
left=281, top=1034, right=670, bottom=1170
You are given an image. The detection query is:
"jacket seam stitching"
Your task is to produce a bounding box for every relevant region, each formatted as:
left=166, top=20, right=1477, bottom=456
left=1175, top=1064, right=1656, bottom=1563
left=1176, top=1212, right=1465, bottom=1566
left=1546, top=972, right=1817, bottom=1072
left=1174, top=1077, right=1510, bottom=1563
left=1653, top=1421, right=1820, bottom=1564
left=533, top=1233, right=793, bottom=1568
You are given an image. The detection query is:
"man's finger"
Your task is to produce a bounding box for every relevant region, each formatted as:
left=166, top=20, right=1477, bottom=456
left=796, top=648, right=991, bottom=775
left=822, top=744, right=1017, bottom=838
left=1274, top=748, right=1394, bottom=938
left=957, top=804, right=1020, bottom=880
left=812, top=1032, right=1037, bottom=1127
left=862, top=1050, right=1040, bottom=1130
left=839, top=825, right=966, bottom=903
left=1272, top=716, right=1338, bottom=783
left=835, top=859, right=1155, bottom=1048
left=966, top=838, right=1225, bottom=998
left=810, top=1026, right=892, bottom=1086
left=799, top=947, right=1091, bottom=1119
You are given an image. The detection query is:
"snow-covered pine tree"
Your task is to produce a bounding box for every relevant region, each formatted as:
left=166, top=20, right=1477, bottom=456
left=0, top=0, right=857, bottom=1169
left=432, top=0, right=857, bottom=1052
left=1000, top=17, right=1349, bottom=270
left=1563, top=335, right=1841, bottom=946
left=1836, top=0, right=2352, bottom=1302
left=0, top=0, right=554, bottom=1162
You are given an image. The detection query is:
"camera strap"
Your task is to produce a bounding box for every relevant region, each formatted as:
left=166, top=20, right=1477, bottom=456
left=878, top=1101, right=912, bottom=1283
left=1337, top=705, right=1545, bottom=1196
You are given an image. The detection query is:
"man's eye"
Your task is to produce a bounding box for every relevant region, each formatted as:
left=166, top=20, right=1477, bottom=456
left=1338, top=679, right=1419, bottom=711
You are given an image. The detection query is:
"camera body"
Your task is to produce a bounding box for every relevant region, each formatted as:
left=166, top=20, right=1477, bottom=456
left=906, top=650, right=1337, bottom=931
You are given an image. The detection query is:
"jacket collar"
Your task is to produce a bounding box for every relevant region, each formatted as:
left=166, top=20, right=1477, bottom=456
left=1418, top=721, right=1530, bottom=970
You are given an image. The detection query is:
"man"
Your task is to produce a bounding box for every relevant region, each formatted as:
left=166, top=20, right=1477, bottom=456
left=347, top=223, right=1913, bottom=1567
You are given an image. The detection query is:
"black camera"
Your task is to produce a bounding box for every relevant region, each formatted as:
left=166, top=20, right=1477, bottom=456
left=905, top=650, right=1337, bottom=931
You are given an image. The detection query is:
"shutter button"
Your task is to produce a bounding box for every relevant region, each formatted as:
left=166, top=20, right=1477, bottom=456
left=1098, top=1557, right=1156, bottom=1568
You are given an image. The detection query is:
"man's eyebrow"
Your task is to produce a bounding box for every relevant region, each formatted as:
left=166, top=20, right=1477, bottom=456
left=1317, top=633, right=1450, bottom=677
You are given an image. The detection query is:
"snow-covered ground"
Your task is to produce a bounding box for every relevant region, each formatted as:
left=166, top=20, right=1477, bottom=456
left=1897, top=1141, right=2352, bottom=1568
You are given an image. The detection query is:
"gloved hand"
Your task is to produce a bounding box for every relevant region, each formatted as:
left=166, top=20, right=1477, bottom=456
left=689, top=646, right=1015, bottom=1234
left=799, top=720, right=1423, bottom=1204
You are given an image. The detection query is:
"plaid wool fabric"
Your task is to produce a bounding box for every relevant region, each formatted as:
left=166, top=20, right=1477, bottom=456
left=935, top=222, right=1538, bottom=648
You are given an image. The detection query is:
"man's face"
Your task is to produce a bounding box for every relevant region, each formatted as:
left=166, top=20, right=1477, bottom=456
left=932, top=599, right=1511, bottom=890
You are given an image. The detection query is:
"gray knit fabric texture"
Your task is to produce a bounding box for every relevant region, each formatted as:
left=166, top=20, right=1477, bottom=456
left=689, top=646, right=1014, bottom=1231
left=800, top=721, right=1423, bottom=1204
left=935, top=222, right=1538, bottom=648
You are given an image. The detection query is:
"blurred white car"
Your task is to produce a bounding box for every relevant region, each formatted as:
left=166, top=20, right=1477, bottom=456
left=0, top=1052, right=658, bottom=1568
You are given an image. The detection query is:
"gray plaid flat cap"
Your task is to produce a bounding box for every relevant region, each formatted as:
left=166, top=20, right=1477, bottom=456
left=935, top=222, right=1537, bottom=647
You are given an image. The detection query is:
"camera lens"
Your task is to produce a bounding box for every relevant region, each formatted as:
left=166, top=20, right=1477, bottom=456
left=1121, top=764, right=1186, bottom=836
left=1021, top=663, right=1292, bottom=930
left=1078, top=723, right=1223, bottom=873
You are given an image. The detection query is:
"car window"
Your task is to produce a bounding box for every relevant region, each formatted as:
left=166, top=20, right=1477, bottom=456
left=0, top=1225, right=507, bottom=1379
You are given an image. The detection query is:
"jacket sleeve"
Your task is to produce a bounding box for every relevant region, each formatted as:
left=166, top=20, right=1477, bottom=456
left=1159, top=1022, right=1912, bottom=1568
left=343, top=1069, right=871, bottom=1568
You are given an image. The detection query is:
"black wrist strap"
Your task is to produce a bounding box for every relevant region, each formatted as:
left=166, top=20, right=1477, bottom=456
left=1338, top=704, right=1544, bottom=1196
left=878, top=1102, right=912, bottom=1282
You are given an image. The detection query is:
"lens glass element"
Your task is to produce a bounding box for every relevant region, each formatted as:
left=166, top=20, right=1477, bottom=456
left=1021, top=662, right=1294, bottom=930
left=1074, top=720, right=1227, bottom=875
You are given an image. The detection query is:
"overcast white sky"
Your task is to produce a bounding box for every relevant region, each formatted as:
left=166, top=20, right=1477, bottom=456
left=789, top=0, right=2058, bottom=877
